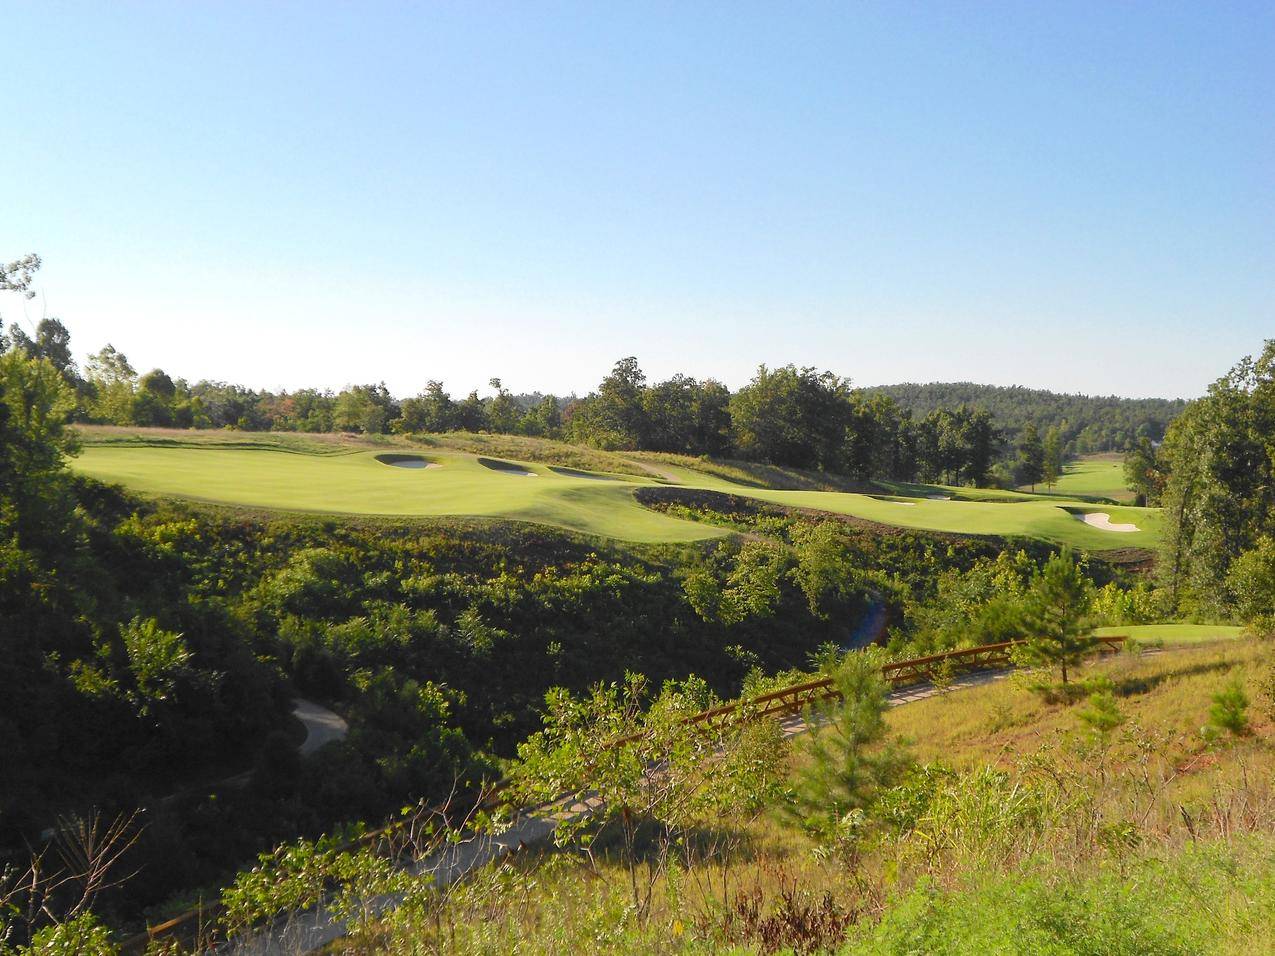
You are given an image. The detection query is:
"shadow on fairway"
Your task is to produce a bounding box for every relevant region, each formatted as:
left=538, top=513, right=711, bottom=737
left=478, top=456, right=537, bottom=476
left=549, top=466, right=620, bottom=480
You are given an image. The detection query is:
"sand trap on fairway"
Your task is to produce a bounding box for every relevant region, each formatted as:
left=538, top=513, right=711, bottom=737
left=478, top=456, right=537, bottom=477
left=549, top=466, right=619, bottom=480
left=1073, top=511, right=1139, bottom=532
left=375, top=454, right=438, bottom=469
left=927, top=494, right=952, bottom=500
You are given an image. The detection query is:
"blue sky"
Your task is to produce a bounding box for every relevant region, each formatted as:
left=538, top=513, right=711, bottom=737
left=2, top=2, right=1271, bottom=399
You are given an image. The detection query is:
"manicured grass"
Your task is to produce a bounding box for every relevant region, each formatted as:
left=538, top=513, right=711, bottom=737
left=1093, top=623, right=1245, bottom=644
left=1029, top=454, right=1135, bottom=503
left=739, top=488, right=1161, bottom=550
left=70, top=428, right=1164, bottom=549
left=71, top=442, right=729, bottom=543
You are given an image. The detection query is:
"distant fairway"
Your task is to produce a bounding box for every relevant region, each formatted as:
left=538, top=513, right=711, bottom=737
left=1033, top=454, right=1135, bottom=503
left=70, top=429, right=1162, bottom=549
left=1093, top=623, right=1244, bottom=644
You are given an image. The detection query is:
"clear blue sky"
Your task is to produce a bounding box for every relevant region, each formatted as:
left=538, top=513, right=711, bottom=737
left=2, top=1, right=1271, bottom=399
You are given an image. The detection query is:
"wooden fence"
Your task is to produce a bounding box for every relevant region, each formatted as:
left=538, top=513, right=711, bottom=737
left=119, top=633, right=1127, bottom=953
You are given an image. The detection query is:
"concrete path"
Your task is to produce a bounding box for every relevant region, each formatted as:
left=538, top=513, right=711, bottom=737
left=229, top=666, right=1010, bottom=955
left=292, top=699, right=348, bottom=756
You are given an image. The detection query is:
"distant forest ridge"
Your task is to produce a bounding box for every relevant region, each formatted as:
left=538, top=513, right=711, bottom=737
left=863, top=381, right=1187, bottom=453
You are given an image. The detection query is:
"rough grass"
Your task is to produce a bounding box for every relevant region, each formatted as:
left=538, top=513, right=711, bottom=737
left=886, top=638, right=1272, bottom=782
left=628, top=451, right=872, bottom=492
left=413, top=432, right=653, bottom=478
left=334, top=638, right=1275, bottom=955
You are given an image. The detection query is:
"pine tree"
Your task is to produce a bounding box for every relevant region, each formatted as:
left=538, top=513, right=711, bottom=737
left=1042, top=426, right=1064, bottom=490
left=1017, top=550, right=1093, bottom=685
left=1017, top=422, right=1045, bottom=490
left=784, top=649, right=910, bottom=848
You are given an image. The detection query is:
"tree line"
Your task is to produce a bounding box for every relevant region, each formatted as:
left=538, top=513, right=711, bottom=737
left=2, top=316, right=1167, bottom=490
left=866, top=381, right=1185, bottom=455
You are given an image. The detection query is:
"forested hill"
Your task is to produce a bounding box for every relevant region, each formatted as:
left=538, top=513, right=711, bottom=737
left=863, top=382, right=1187, bottom=453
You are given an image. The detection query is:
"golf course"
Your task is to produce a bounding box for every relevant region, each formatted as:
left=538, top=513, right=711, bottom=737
left=71, top=428, right=1161, bottom=550
left=1025, top=453, right=1136, bottom=503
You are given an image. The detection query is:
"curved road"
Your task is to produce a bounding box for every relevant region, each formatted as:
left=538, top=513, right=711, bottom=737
left=292, top=699, right=348, bottom=756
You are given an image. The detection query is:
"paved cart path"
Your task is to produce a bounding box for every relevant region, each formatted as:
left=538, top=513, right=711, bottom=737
left=292, top=699, right=348, bottom=756
left=232, top=666, right=1013, bottom=955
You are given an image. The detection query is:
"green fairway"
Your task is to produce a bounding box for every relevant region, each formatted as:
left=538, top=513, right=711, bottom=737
left=70, top=442, right=727, bottom=543
left=1031, top=454, right=1135, bottom=502
left=69, top=430, right=1163, bottom=549
left=1093, top=623, right=1245, bottom=644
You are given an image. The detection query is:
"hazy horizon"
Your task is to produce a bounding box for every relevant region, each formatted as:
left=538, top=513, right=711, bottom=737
left=4, top=2, right=1271, bottom=401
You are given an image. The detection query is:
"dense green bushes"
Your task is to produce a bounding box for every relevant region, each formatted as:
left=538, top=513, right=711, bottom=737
left=1158, top=340, right=1275, bottom=626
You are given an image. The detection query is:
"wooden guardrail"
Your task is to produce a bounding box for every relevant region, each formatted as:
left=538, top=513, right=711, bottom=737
left=685, top=635, right=1126, bottom=731
left=119, top=634, right=1128, bottom=953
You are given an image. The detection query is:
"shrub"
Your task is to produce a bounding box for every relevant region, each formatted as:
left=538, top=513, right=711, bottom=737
left=1206, top=679, right=1250, bottom=738
left=20, top=913, right=118, bottom=955
left=781, top=649, right=911, bottom=855
left=1077, top=688, right=1125, bottom=738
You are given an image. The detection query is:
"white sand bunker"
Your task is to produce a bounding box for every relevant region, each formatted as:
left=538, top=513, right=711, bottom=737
left=926, top=494, right=952, bottom=500
left=1073, top=511, right=1139, bottom=533
left=375, top=454, right=438, bottom=469
left=478, top=456, right=537, bottom=477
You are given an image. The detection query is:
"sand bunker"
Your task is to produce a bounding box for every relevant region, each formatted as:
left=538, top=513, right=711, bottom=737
left=375, top=454, right=438, bottom=469
left=549, top=466, right=618, bottom=480
left=1073, top=511, right=1139, bottom=533
left=478, top=456, right=537, bottom=477
left=926, top=494, right=952, bottom=500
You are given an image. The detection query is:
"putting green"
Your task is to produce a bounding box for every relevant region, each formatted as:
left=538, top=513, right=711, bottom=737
left=69, top=435, right=1163, bottom=548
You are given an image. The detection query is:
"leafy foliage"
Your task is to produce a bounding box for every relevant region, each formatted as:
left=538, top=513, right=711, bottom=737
left=1158, top=341, right=1275, bottom=617
left=866, top=380, right=1186, bottom=455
